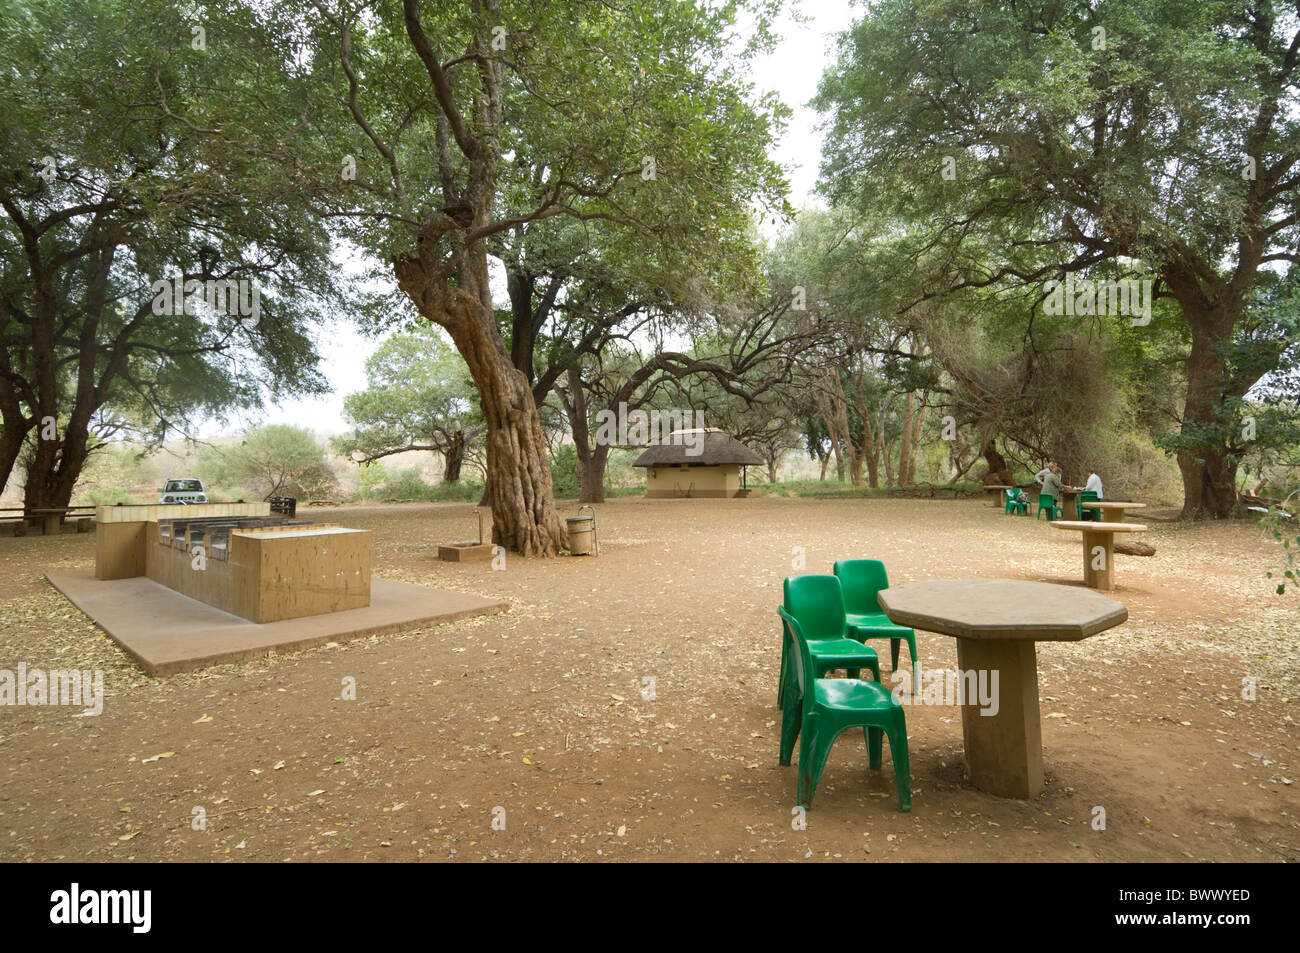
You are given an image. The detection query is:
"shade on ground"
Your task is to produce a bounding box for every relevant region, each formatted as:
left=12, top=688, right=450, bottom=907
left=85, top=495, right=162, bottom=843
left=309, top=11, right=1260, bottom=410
left=46, top=570, right=508, bottom=676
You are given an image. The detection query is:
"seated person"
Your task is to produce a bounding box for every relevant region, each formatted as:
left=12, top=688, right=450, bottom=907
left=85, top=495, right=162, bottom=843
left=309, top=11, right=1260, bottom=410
left=1083, top=467, right=1103, bottom=499
left=1040, top=463, right=1066, bottom=502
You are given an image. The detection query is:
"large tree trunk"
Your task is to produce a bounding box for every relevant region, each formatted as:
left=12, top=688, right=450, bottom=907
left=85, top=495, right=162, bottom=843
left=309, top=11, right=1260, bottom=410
left=394, top=1, right=567, bottom=554
left=897, top=391, right=915, bottom=487
left=1176, top=309, right=1242, bottom=519
left=576, top=449, right=608, bottom=504
left=0, top=337, right=33, bottom=497
left=22, top=445, right=90, bottom=510
left=442, top=430, right=465, bottom=484
left=566, top=368, right=609, bottom=505
left=980, top=438, right=1012, bottom=486
left=395, top=272, right=566, bottom=554
left=0, top=428, right=23, bottom=499
left=906, top=397, right=927, bottom=485
left=23, top=410, right=94, bottom=510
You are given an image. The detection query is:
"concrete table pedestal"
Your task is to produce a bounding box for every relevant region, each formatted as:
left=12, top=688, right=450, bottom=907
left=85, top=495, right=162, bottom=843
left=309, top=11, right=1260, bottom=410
left=955, top=637, right=1044, bottom=797
left=985, top=485, right=1015, bottom=508
left=878, top=579, right=1128, bottom=799
left=1049, top=520, right=1148, bottom=591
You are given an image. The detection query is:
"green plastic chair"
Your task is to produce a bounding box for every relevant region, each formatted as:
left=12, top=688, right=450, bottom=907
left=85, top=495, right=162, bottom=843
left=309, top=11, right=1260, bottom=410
left=778, top=607, right=911, bottom=812
left=831, top=559, right=919, bottom=683
left=1004, top=488, right=1028, bottom=516
left=1076, top=490, right=1100, bottom=521
left=777, top=576, right=881, bottom=709
left=1037, top=492, right=1063, bottom=520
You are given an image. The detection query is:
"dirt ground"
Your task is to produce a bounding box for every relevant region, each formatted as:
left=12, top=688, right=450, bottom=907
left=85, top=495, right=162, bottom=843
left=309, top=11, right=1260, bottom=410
left=0, top=495, right=1296, bottom=862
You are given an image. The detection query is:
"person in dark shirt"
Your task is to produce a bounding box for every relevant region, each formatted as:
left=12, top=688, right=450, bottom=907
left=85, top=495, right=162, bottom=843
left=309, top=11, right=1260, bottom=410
left=1040, top=464, right=1066, bottom=503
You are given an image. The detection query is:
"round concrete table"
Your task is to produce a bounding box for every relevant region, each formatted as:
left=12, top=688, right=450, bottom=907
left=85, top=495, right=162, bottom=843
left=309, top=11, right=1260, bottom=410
left=1080, top=500, right=1146, bottom=523
left=1049, top=520, right=1147, bottom=591
left=877, top=579, right=1127, bottom=798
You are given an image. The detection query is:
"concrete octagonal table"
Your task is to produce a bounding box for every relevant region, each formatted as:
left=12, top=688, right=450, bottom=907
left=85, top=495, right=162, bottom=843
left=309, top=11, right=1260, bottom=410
left=877, top=579, right=1127, bottom=798
left=1049, top=520, right=1147, bottom=591
left=1080, top=500, right=1147, bottom=523
left=984, top=484, right=1016, bottom=507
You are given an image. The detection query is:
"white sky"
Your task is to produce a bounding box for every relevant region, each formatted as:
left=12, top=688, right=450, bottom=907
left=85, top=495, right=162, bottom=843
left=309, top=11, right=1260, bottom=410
left=242, top=2, right=858, bottom=438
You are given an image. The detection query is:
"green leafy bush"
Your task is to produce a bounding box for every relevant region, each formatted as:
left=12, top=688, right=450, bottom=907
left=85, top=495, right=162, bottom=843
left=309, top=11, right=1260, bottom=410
left=549, top=444, right=579, bottom=498
left=359, top=466, right=481, bottom=502
left=1262, top=491, right=1300, bottom=594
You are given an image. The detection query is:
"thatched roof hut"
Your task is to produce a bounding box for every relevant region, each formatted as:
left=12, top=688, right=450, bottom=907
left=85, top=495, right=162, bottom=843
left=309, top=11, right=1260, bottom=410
left=631, top=429, right=762, bottom=498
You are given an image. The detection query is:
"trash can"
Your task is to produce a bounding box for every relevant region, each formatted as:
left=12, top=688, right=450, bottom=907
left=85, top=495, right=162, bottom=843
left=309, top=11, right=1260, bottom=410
left=566, top=515, right=594, bottom=555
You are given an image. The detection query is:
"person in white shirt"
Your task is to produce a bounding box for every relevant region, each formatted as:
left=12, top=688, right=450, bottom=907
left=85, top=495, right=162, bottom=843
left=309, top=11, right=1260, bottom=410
left=1034, top=464, right=1054, bottom=486
left=1083, top=468, right=1103, bottom=499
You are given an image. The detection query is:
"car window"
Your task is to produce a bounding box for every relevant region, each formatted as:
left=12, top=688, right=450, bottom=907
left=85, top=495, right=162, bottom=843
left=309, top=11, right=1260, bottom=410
left=166, top=480, right=203, bottom=492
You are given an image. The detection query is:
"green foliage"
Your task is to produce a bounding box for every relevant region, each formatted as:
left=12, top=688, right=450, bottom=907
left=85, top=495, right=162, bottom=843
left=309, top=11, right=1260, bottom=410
left=357, top=462, right=390, bottom=498
left=815, top=0, right=1300, bottom=514
left=285, top=0, right=791, bottom=327
left=333, top=326, right=482, bottom=472
left=0, top=0, right=352, bottom=505
left=549, top=444, right=579, bottom=498
left=1262, top=492, right=1300, bottom=595
left=80, top=487, right=141, bottom=506
left=354, top=466, right=481, bottom=503
left=199, top=425, right=337, bottom=501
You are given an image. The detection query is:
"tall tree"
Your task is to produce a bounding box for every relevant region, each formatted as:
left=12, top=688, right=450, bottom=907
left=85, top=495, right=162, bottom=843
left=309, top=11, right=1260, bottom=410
left=200, top=424, right=338, bottom=501
left=817, top=0, right=1300, bottom=517
left=559, top=296, right=801, bottom=501
left=303, top=0, right=788, bottom=553
left=0, top=0, right=340, bottom=507
left=333, top=327, right=484, bottom=482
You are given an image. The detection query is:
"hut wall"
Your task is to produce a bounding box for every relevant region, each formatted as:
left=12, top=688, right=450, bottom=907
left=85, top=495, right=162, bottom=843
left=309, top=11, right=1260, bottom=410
left=644, top=463, right=741, bottom=498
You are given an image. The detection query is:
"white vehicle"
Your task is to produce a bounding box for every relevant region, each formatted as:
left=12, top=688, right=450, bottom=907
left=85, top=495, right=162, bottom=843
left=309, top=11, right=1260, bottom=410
left=158, top=478, right=209, bottom=505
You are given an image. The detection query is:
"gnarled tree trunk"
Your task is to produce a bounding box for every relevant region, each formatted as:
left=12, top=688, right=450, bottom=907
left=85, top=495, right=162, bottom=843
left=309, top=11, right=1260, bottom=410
left=442, top=429, right=465, bottom=484
left=0, top=328, right=33, bottom=497
left=980, top=438, right=1013, bottom=486
left=396, top=274, right=566, bottom=555
left=564, top=367, right=608, bottom=504
left=897, top=391, right=915, bottom=486
left=1176, top=307, right=1242, bottom=519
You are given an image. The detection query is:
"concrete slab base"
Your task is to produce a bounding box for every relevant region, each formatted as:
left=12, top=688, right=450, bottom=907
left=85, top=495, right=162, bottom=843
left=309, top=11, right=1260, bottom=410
left=437, top=542, right=494, bottom=562
left=46, top=569, right=508, bottom=676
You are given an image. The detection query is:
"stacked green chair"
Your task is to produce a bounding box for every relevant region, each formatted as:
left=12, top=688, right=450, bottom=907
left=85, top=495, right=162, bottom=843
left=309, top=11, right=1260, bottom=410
left=1076, top=490, right=1100, bottom=521
left=832, top=559, right=919, bottom=688
left=777, top=575, right=881, bottom=709
left=1037, top=492, right=1063, bottom=520
left=1004, top=488, right=1028, bottom=516
left=778, top=607, right=911, bottom=812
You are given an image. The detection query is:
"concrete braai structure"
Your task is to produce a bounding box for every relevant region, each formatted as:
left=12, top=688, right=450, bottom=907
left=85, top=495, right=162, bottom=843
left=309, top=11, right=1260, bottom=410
left=93, top=503, right=371, bottom=623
